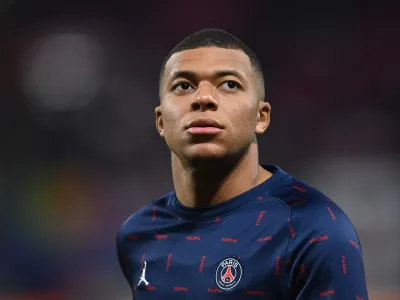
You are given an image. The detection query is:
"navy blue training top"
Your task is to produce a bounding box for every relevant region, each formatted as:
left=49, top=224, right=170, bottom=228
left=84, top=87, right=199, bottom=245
left=116, top=165, right=369, bottom=299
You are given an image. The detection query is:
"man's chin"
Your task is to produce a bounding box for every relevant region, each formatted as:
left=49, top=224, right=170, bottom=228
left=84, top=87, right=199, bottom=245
left=183, top=143, right=228, bottom=161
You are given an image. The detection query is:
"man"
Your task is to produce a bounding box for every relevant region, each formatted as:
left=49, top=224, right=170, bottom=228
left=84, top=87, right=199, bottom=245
left=116, top=28, right=369, bottom=299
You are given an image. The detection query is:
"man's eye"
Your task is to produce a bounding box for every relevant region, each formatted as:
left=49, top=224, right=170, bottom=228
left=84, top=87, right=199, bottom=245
left=173, top=82, right=193, bottom=91
left=220, top=81, right=240, bottom=90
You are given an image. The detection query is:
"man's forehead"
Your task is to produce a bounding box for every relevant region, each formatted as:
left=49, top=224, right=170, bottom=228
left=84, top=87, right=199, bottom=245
left=164, top=47, right=252, bottom=78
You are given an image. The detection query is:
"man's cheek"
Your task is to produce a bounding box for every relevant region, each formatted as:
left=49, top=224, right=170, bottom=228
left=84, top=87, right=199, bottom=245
left=230, top=111, right=254, bottom=130
left=164, top=103, right=182, bottom=120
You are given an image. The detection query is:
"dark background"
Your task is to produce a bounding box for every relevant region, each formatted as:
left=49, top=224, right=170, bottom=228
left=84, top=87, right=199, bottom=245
left=0, top=1, right=399, bottom=299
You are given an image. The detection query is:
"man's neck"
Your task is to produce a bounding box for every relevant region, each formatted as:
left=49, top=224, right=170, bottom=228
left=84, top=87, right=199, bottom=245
left=171, top=144, right=272, bottom=207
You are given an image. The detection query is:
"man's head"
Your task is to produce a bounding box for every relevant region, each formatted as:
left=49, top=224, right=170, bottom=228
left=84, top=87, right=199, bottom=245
left=159, top=29, right=266, bottom=100
left=155, top=28, right=271, bottom=163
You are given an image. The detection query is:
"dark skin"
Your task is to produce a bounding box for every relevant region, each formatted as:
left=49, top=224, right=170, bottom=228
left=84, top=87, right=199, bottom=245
left=155, top=47, right=272, bottom=208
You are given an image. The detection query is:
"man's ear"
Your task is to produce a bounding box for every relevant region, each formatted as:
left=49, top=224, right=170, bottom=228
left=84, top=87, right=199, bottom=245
left=255, top=101, right=271, bottom=135
left=155, top=106, right=164, bottom=137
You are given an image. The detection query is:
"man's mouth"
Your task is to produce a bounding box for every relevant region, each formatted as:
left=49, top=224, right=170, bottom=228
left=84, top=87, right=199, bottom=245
left=186, top=118, right=224, bottom=135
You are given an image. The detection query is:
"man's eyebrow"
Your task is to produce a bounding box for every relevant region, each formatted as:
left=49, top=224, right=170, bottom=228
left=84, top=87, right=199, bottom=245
left=168, top=69, right=246, bottom=83
left=213, top=70, right=245, bottom=81
left=169, top=70, right=198, bottom=83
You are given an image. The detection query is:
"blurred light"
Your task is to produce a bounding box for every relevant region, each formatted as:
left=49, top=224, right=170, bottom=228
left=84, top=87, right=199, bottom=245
left=22, top=32, right=105, bottom=112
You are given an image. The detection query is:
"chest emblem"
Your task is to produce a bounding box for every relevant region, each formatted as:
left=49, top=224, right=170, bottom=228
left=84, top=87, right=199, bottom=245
left=215, top=257, right=243, bottom=291
left=137, top=261, right=150, bottom=286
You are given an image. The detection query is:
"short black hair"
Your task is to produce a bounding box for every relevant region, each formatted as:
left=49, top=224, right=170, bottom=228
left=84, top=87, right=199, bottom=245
left=159, top=28, right=265, bottom=100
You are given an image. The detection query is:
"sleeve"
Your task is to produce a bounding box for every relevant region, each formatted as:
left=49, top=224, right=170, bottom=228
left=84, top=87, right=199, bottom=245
left=287, top=211, right=369, bottom=299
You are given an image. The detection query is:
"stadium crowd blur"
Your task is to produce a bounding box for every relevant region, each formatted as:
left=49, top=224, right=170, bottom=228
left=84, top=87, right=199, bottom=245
left=0, top=1, right=398, bottom=299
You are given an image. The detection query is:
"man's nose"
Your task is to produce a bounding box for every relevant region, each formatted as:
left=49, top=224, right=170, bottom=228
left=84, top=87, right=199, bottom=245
left=191, top=82, right=219, bottom=111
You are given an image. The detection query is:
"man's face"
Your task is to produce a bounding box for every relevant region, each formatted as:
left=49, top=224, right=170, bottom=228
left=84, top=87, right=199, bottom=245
left=155, top=47, right=270, bottom=161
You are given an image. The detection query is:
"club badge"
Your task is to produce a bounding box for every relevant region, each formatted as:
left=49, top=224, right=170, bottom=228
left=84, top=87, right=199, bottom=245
left=215, top=257, right=243, bottom=291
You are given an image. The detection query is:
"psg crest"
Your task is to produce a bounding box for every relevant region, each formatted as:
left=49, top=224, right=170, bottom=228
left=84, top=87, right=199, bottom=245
left=215, top=257, right=243, bottom=291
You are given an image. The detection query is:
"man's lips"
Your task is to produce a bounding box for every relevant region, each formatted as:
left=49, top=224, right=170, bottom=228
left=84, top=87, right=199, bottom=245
left=186, top=118, right=223, bottom=129
left=186, top=118, right=224, bottom=134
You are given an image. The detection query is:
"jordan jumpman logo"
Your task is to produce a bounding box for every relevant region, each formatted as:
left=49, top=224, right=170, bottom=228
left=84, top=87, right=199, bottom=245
left=138, top=261, right=150, bottom=286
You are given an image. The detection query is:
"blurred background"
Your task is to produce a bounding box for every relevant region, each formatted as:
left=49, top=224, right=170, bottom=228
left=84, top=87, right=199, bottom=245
left=0, top=0, right=399, bottom=299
